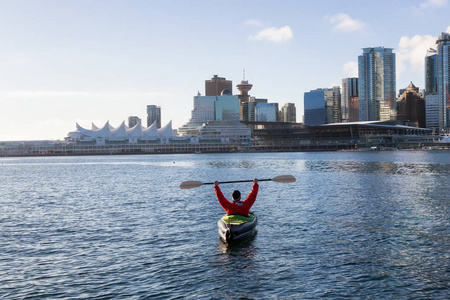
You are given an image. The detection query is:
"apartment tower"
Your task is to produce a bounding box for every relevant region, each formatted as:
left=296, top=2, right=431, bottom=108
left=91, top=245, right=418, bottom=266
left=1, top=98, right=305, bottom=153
left=358, top=47, right=396, bottom=121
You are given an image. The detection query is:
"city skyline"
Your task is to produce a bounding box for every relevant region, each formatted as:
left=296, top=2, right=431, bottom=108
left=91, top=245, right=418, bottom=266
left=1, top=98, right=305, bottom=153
left=0, top=0, right=449, bottom=140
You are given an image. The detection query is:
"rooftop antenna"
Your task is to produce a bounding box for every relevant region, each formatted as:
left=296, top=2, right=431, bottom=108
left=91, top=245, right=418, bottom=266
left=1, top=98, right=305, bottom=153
left=243, top=68, right=246, bottom=81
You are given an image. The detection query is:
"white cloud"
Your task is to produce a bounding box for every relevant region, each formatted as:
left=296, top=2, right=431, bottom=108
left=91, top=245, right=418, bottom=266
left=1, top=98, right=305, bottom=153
left=244, top=19, right=263, bottom=27
left=248, top=26, right=293, bottom=43
left=343, top=61, right=358, bottom=77
left=325, top=13, right=365, bottom=32
left=396, top=34, right=437, bottom=76
left=420, top=0, right=447, bottom=8
left=446, top=26, right=450, bottom=33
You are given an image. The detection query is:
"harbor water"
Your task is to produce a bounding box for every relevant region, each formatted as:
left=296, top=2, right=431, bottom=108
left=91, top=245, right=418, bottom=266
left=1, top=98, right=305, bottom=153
left=1, top=151, right=449, bottom=299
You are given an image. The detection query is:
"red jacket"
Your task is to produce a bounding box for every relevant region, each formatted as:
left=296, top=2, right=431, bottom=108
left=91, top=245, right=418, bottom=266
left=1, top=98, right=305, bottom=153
left=214, top=183, right=259, bottom=216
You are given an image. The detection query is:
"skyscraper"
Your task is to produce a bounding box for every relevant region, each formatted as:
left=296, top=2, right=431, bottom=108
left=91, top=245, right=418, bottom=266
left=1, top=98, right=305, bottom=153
left=304, top=88, right=339, bottom=125
left=341, top=78, right=358, bottom=122
left=437, top=32, right=450, bottom=132
left=255, top=102, right=278, bottom=122
left=189, top=95, right=240, bottom=123
left=425, top=32, right=450, bottom=133
left=147, top=105, right=161, bottom=128
left=241, top=98, right=267, bottom=122
left=281, top=103, right=296, bottom=123
left=358, top=47, right=396, bottom=121
left=425, top=48, right=440, bottom=131
left=205, top=75, right=232, bottom=96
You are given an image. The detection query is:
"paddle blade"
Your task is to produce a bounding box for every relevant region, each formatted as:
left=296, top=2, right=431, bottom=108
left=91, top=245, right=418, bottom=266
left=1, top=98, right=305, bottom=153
left=272, top=175, right=296, bottom=183
left=180, top=181, right=204, bottom=189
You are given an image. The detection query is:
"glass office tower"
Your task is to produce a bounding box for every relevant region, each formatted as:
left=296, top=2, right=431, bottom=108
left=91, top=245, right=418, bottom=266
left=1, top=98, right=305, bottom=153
left=304, top=88, right=339, bottom=125
left=190, top=95, right=240, bottom=123
left=342, top=78, right=358, bottom=122
left=437, top=32, right=450, bottom=132
left=425, top=32, right=450, bottom=133
left=358, top=47, right=396, bottom=121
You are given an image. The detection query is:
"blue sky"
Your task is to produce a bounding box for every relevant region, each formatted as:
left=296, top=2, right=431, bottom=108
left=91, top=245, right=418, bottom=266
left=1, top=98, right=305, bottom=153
left=0, top=0, right=449, bottom=140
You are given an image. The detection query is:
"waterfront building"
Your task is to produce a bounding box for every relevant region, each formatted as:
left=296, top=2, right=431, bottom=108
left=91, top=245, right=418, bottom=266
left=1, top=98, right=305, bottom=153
left=342, top=78, right=358, bottom=122
left=128, top=116, right=141, bottom=128
left=281, top=103, right=296, bottom=123
left=241, top=98, right=268, bottom=122
left=349, top=96, right=359, bottom=122
left=68, top=120, right=178, bottom=145
left=358, top=47, right=396, bottom=122
left=304, top=89, right=326, bottom=125
left=304, top=88, right=340, bottom=125
left=425, top=32, right=450, bottom=133
left=189, top=95, right=240, bottom=123
left=397, top=82, right=425, bottom=128
left=205, top=75, right=232, bottom=96
left=147, top=105, right=161, bottom=128
left=255, top=102, right=278, bottom=122
left=241, top=101, right=257, bottom=122
left=331, top=86, right=342, bottom=123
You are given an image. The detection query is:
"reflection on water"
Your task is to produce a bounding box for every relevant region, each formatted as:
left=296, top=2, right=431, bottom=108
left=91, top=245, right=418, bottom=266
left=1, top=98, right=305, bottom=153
left=304, top=160, right=449, bottom=177
left=0, top=151, right=448, bottom=299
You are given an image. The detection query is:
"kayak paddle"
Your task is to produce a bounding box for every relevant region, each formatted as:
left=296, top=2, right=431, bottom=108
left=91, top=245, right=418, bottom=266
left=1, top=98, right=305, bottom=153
left=179, top=175, right=296, bottom=189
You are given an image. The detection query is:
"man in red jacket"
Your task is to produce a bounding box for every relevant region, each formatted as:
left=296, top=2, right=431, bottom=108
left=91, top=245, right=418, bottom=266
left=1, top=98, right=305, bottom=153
left=214, top=179, right=259, bottom=216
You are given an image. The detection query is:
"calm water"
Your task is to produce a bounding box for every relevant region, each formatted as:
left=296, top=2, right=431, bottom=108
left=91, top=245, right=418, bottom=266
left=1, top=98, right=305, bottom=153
left=1, top=151, right=449, bottom=299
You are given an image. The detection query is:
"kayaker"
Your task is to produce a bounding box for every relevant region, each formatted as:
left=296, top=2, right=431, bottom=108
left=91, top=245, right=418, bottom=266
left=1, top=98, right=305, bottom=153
left=214, top=179, right=259, bottom=216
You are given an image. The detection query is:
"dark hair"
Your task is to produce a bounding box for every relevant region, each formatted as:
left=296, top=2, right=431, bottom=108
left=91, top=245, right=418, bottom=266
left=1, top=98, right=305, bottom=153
left=232, top=190, right=241, bottom=201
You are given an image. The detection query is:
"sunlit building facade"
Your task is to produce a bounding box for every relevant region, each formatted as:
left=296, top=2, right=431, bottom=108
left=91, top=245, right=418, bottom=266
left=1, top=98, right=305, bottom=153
left=190, top=95, right=240, bottom=123
left=281, top=103, right=296, bottom=123
left=255, top=102, right=278, bottom=122
left=304, top=88, right=340, bottom=125
left=342, top=78, right=358, bottom=122
left=304, top=89, right=326, bottom=125
left=425, top=32, right=450, bottom=133
left=205, top=75, right=233, bottom=96
left=358, top=47, right=396, bottom=122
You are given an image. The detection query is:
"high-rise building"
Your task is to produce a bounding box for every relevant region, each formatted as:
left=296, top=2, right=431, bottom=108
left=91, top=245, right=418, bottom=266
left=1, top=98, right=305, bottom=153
left=425, top=48, right=440, bottom=131
left=304, top=89, right=326, bottom=125
left=342, top=78, right=358, bottom=122
left=397, top=82, right=426, bottom=128
left=190, top=95, right=240, bottom=123
left=128, top=116, right=141, bottom=128
left=255, top=102, right=278, bottom=122
left=349, top=96, right=359, bottom=122
left=205, top=75, right=232, bottom=96
left=304, top=88, right=339, bottom=125
left=330, top=86, right=342, bottom=123
left=425, top=32, right=450, bottom=133
left=281, top=103, right=296, bottom=123
left=242, top=98, right=267, bottom=122
left=147, top=105, right=161, bottom=128
left=358, top=47, right=396, bottom=121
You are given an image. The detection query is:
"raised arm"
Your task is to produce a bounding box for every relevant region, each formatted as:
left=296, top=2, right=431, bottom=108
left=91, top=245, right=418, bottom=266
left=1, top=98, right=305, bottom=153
left=214, top=181, right=231, bottom=211
left=243, top=179, right=259, bottom=207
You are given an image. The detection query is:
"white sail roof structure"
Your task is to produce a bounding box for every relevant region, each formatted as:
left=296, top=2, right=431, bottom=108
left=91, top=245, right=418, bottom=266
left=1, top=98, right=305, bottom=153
left=158, top=120, right=177, bottom=138
left=127, top=121, right=144, bottom=138
left=142, top=121, right=158, bottom=139
left=67, top=120, right=179, bottom=142
left=111, top=121, right=128, bottom=139
left=92, top=121, right=113, bottom=139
